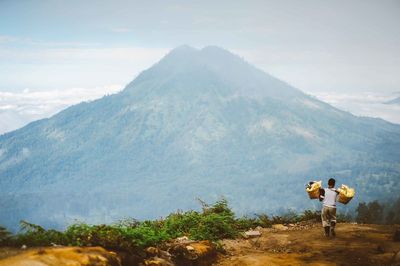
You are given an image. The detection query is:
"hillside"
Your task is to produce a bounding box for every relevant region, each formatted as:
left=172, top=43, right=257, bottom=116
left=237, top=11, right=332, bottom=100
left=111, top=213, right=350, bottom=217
left=1, top=46, right=400, bottom=230
left=1, top=223, right=399, bottom=265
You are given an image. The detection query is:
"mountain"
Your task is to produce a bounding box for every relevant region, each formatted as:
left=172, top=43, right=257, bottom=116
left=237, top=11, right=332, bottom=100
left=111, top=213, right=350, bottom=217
left=1, top=46, right=400, bottom=230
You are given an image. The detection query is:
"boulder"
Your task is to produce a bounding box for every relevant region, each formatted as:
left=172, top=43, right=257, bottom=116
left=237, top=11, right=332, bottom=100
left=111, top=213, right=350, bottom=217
left=0, top=246, right=121, bottom=266
left=168, top=240, right=217, bottom=265
left=143, top=257, right=174, bottom=266
left=243, top=230, right=261, bottom=238
left=272, top=224, right=288, bottom=231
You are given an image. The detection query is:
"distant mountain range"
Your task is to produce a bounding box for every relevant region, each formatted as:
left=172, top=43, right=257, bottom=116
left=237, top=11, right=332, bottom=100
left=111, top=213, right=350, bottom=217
left=1, top=46, right=400, bottom=230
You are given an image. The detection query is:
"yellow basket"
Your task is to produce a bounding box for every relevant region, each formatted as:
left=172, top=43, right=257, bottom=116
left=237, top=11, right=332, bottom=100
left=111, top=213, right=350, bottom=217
left=337, top=184, right=355, bottom=204
left=306, top=181, right=322, bottom=199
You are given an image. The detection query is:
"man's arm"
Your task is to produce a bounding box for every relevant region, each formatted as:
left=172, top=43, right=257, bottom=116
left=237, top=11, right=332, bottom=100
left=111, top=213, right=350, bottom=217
left=319, top=188, right=325, bottom=202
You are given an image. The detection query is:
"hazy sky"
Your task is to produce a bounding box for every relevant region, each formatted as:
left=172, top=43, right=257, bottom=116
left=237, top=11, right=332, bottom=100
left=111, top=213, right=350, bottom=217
left=0, top=0, right=399, bottom=132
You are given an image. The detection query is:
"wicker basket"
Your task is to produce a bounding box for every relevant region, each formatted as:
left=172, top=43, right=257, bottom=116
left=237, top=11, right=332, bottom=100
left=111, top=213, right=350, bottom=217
left=337, top=184, right=355, bottom=204
left=306, top=181, right=322, bottom=199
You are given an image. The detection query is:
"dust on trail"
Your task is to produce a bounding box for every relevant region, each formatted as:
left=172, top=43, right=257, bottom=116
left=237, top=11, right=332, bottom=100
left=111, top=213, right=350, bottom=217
left=216, top=223, right=400, bottom=266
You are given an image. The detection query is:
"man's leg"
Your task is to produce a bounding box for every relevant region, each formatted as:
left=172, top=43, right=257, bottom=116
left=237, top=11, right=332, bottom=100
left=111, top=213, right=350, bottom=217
left=321, top=207, right=330, bottom=237
left=330, top=208, right=337, bottom=237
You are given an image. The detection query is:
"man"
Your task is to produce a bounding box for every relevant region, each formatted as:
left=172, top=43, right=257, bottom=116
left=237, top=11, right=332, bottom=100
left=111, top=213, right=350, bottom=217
left=319, top=178, right=339, bottom=237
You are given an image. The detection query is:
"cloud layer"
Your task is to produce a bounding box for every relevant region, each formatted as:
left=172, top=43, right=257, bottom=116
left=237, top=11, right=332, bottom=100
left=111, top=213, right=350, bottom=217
left=1, top=86, right=399, bottom=136
left=310, top=91, right=400, bottom=124
left=0, top=85, right=122, bottom=134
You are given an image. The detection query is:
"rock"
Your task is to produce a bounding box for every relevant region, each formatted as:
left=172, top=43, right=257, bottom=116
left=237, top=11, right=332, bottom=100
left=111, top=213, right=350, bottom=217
left=272, top=224, right=288, bottom=231
left=186, top=246, right=195, bottom=252
left=175, top=236, right=190, bottom=243
left=143, top=257, right=174, bottom=266
left=244, top=230, right=262, bottom=238
left=20, top=245, right=27, bottom=250
left=146, top=247, right=161, bottom=257
left=0, top=246, right=121, bottom=266
left=168, top=240, right=217, bottom=265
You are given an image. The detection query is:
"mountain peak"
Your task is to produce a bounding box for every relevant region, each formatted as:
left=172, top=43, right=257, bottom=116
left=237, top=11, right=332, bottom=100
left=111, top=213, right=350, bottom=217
left=124, top=45, right=302, bottom=100
left=163, top=45, right=198, bottom=60
left=200, top=45, right=235, bottom=55
left=162, top=45, right=240, bottom=61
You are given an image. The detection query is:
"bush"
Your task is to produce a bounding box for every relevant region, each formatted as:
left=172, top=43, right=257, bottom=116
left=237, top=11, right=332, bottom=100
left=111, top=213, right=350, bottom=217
left=190, top=212, right=238, bottom=241
left=0, top=226, right=11, bottom=246
left=163, top=199, right=239, bottom=241
left=163, top=211, right=202, bottom=238
left=65, top=223, right=135, bottom=250
left=120, top=223, right=169, bottom=248
left=235, top=216, right=262, bottom=230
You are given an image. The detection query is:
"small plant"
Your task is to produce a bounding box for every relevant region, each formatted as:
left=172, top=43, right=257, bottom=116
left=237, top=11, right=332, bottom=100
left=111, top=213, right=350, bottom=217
left=256, top=214, right=272, bottom=228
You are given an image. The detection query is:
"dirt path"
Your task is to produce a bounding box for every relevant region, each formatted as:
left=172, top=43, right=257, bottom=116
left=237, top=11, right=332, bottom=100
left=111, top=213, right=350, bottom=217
left=216, top=223, right=400, bottom=266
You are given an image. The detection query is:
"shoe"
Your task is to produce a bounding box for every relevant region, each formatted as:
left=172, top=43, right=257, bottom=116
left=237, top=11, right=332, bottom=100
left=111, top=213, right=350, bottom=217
left=330, top=227, right=336, bottom=237
left=324, top=226, right=330, bottom=237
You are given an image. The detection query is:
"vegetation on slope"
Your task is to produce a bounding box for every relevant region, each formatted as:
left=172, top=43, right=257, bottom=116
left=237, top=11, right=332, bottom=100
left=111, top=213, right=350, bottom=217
left=1, top=197, right=398, bottom=253
left=0, top=199, right=324, bottom=251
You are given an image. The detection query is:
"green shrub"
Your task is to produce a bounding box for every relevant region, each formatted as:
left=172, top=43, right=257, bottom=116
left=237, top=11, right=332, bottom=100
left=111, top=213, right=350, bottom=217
left=121, top=224, right=169, bottom=248
left=190, top=212, right=238, bottom=241
left=163, top=211, right=202, bottom=238
left=234, top=216, right=262, bottom=230
left=65, top=223, right=137, bottom=251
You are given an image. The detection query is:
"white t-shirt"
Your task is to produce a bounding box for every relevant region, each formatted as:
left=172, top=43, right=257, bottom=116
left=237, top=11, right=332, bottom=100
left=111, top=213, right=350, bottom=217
left=322, top=187, right=338, bottom=208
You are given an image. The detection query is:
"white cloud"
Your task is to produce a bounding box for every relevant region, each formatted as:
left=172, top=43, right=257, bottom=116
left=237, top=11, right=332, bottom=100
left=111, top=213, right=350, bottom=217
left=0, top=85, right=123, bottom=135
left=310, top=91, right=400, bottom=124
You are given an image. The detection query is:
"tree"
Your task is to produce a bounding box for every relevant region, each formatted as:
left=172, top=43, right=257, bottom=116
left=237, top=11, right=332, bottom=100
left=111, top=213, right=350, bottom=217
left=356, top=202, right=369, bottom=224
left=356, top=201, right=383, bottom=224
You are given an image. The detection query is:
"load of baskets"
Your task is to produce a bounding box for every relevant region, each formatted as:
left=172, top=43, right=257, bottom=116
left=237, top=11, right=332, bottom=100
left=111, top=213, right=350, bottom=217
left=337, top=184, right=355, bottom=204
left=306, top=180, right=322, bottom=199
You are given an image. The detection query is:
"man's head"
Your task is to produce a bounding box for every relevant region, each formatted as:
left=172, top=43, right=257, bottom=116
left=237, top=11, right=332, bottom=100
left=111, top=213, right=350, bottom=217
left=328, top=178, right=336, bottom=188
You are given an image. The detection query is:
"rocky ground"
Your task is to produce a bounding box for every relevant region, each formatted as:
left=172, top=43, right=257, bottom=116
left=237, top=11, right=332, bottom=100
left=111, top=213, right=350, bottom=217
left=217, top=223, right=400, bottom=266
left=0, top=223, right=399, bottom=265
